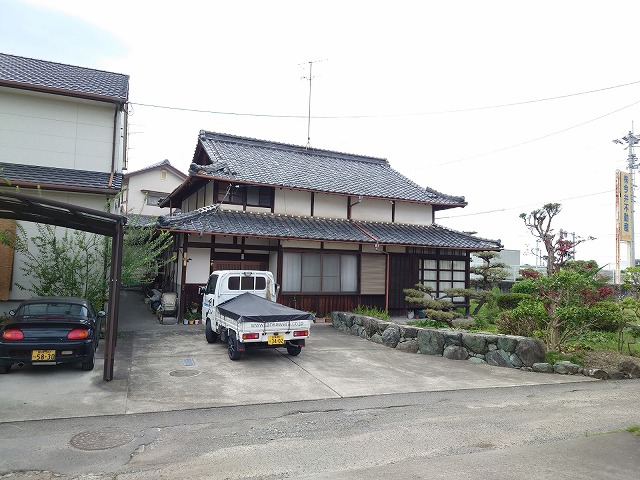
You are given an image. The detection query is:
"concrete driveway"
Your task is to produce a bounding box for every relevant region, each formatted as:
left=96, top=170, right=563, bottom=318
left=0, top=290, right=593, bottom=423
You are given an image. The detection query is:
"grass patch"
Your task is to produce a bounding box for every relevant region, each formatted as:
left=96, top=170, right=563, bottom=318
left=409, top=319, right=450, bottom=329
left=546, top=351, right=584, bottom=367
left=352, top=305, right=389, bottom=320
left=627, top=426, right=640, bottom=436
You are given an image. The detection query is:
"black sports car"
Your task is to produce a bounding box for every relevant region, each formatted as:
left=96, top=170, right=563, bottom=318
left=0, top=297, right=104, bottom=374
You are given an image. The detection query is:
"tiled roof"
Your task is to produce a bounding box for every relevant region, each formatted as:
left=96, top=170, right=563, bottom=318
left=157, top=207, right=373, bottom=243
left=191, top=131, right=466, bottom=206
left=156, top=208, right=501, bottom=250
left=356, top=220, right=502, bottom=249
left=124, top=159, right=187, bottom=179
left=0, top=52, right=129, bottom=102
left=0, top=162, right=122, bottom=193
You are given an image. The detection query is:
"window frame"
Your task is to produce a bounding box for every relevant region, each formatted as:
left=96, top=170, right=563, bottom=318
left=282, top=251, right=358, bottom=294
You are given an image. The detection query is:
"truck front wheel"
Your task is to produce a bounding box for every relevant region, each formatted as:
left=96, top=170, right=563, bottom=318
left=205, top=320, right=218, bottom=344
left=228, top=332, right=242, bottom=360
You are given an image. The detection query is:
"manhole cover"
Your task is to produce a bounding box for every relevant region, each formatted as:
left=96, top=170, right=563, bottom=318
left=70, top=427, right=135, bottom=450
left=169, top=369, right=201, bottom=377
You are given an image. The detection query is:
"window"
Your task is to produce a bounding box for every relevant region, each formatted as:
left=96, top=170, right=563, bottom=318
left=282, top=252, right=357, bottom=293
left=146, top=193, right=166, bottom=206
left=227, top=275, right=267, bottom=291
left=216, top=182, right=273, bottom=208
left=419, top=257, right=466, bottom=300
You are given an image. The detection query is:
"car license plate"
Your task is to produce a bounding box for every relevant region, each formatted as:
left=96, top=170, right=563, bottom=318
left=268, top=334, right=284, bottom=345
left=32, top=350, right=56, bottom=361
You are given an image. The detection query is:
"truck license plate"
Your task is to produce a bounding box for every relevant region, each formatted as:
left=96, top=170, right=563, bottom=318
left=32, top=350, right=56, bottom=361
left=268, top=334, right=284, bottom=345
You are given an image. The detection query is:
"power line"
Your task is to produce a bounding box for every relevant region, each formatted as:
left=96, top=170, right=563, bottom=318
left=128, top=78, right=640, bottom=120
left=438, top=190, right=612, bottom=219
left=431, top=98, right=640, bottom=167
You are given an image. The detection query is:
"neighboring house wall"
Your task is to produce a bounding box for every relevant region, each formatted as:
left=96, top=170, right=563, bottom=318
left=0, top=87, right=126, bottom=173
left=122, top=161, right=186, bottom=216
left=0, top=53, right=128, bottom=304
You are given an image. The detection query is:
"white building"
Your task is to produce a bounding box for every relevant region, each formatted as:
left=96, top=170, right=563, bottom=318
left=0, top=52, right=129, bottom=305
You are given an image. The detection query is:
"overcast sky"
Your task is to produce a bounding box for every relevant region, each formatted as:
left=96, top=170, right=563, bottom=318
left=3, top=0, right=640, bottom=270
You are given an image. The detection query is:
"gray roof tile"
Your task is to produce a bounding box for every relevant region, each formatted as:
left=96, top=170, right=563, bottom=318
left=157, top=208, right=501, bottom=250
left=191, top=131, right=465, bottom=206
left=355, top=220, right=502, bottom=249
left=0, top=162, right=122, bottom=192
left=0, top=52, right=129, bottom=102
left=157, top=207, right=372, bottom=243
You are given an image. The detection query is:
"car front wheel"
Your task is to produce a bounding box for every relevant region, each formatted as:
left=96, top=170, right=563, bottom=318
left=0, top=363, right=11, bottom=374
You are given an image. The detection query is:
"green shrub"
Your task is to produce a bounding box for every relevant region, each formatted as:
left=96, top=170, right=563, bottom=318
left=496, top=293, right=530, bottom=310
left=589, top=301, right=622, bottom=332
left=410, top=319, right=450, bottom=329
left=496, top=311, right=539, bottom=336
left=352, top=305, right=389, bottom=320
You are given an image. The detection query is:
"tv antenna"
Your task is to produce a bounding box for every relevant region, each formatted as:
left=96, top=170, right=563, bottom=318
left=300, top=59, right=326, bottom=148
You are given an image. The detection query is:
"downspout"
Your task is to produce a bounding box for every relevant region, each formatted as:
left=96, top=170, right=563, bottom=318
left=108, top=105, right=119, bottom=188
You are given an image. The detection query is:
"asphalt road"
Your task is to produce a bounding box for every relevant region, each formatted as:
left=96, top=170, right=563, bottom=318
left=0, top=381, right=639, bottom=479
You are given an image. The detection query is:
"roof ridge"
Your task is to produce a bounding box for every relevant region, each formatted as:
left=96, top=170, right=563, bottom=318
left=200, top=130, right=389, bottom=165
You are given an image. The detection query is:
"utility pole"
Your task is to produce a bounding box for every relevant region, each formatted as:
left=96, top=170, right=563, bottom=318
left=613, top=127, right=639, bottom=279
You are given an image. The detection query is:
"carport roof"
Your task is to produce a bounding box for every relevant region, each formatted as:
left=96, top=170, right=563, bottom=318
left=0, top=189, right=126, bottom=236
left=156, top=207, right=502, bottom=250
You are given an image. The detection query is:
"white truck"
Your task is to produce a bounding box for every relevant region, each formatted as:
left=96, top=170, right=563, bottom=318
left=198, top=270, right=313, bottom=360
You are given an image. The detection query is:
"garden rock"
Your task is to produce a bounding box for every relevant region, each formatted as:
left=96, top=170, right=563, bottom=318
left=443, top=345, right=469, bottom=360
left=462, top=334, right=487, bottom=354
left=554, top=361, right=581, bottom=375
left=532, top=362, right=554, bottom=373
left=515, top=338, right=546, bottom=367
left=396, top=340, right=419, bottom=353
left=486, top=350, right=512, bottom=368
left=619, top=360, right=640, bottom=378
left=381, top=325, right=400, bottom=348
left=417, top=329, right=445, bottom=355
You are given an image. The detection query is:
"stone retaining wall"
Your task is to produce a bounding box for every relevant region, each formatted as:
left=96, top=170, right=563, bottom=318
left=332, top=312, right=613, bottom=379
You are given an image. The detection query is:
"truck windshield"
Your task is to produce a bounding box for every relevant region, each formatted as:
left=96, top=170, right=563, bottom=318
left=207, top=275, right=219, bottom=294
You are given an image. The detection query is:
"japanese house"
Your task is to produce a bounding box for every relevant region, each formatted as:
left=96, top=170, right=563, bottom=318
left=158, top=131, right=502, bottom=317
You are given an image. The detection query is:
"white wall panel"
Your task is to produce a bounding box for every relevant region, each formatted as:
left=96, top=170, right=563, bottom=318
left=314, top=193, right=346, bottom=218
left=395, top=201, right=433, bottom=225
left=274, top=189, right=311, bottom=216
left=351, top=198, right=392, bottom=222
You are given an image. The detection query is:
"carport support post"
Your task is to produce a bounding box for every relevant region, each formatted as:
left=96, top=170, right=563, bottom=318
left=103, top=219, right=124, bottom=381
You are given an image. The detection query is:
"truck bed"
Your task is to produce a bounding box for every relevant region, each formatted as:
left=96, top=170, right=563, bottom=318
left=216, top=292, right=314, bottom=323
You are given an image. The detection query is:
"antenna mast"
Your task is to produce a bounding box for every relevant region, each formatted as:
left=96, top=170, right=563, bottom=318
left=301, top=59, right=326, bottom=148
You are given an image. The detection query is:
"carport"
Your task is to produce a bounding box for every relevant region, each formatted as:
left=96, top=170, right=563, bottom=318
left=0, top=190, right=126, bottom=381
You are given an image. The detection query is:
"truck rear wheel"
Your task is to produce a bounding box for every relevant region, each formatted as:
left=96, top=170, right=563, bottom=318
left=228, top=332, right=241, bottom=360
left=205, top=320, right=218, bottom=344
left=286, top=344, right=302, bottom=356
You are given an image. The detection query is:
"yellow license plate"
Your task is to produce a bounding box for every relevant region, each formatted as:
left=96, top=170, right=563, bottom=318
left=268, top=334, right=284, bottom=345
left=32, top=350, right=56, bottom=361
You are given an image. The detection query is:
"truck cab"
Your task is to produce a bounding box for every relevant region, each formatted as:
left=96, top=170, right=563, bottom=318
left=199, top=270, right=276, bottom=321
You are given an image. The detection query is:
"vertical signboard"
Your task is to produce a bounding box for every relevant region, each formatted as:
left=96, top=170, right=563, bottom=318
left=619, top=170, right=633, bottom=242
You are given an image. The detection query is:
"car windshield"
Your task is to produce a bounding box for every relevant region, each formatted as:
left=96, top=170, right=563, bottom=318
left=19, top=303, right=89, bottom=318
